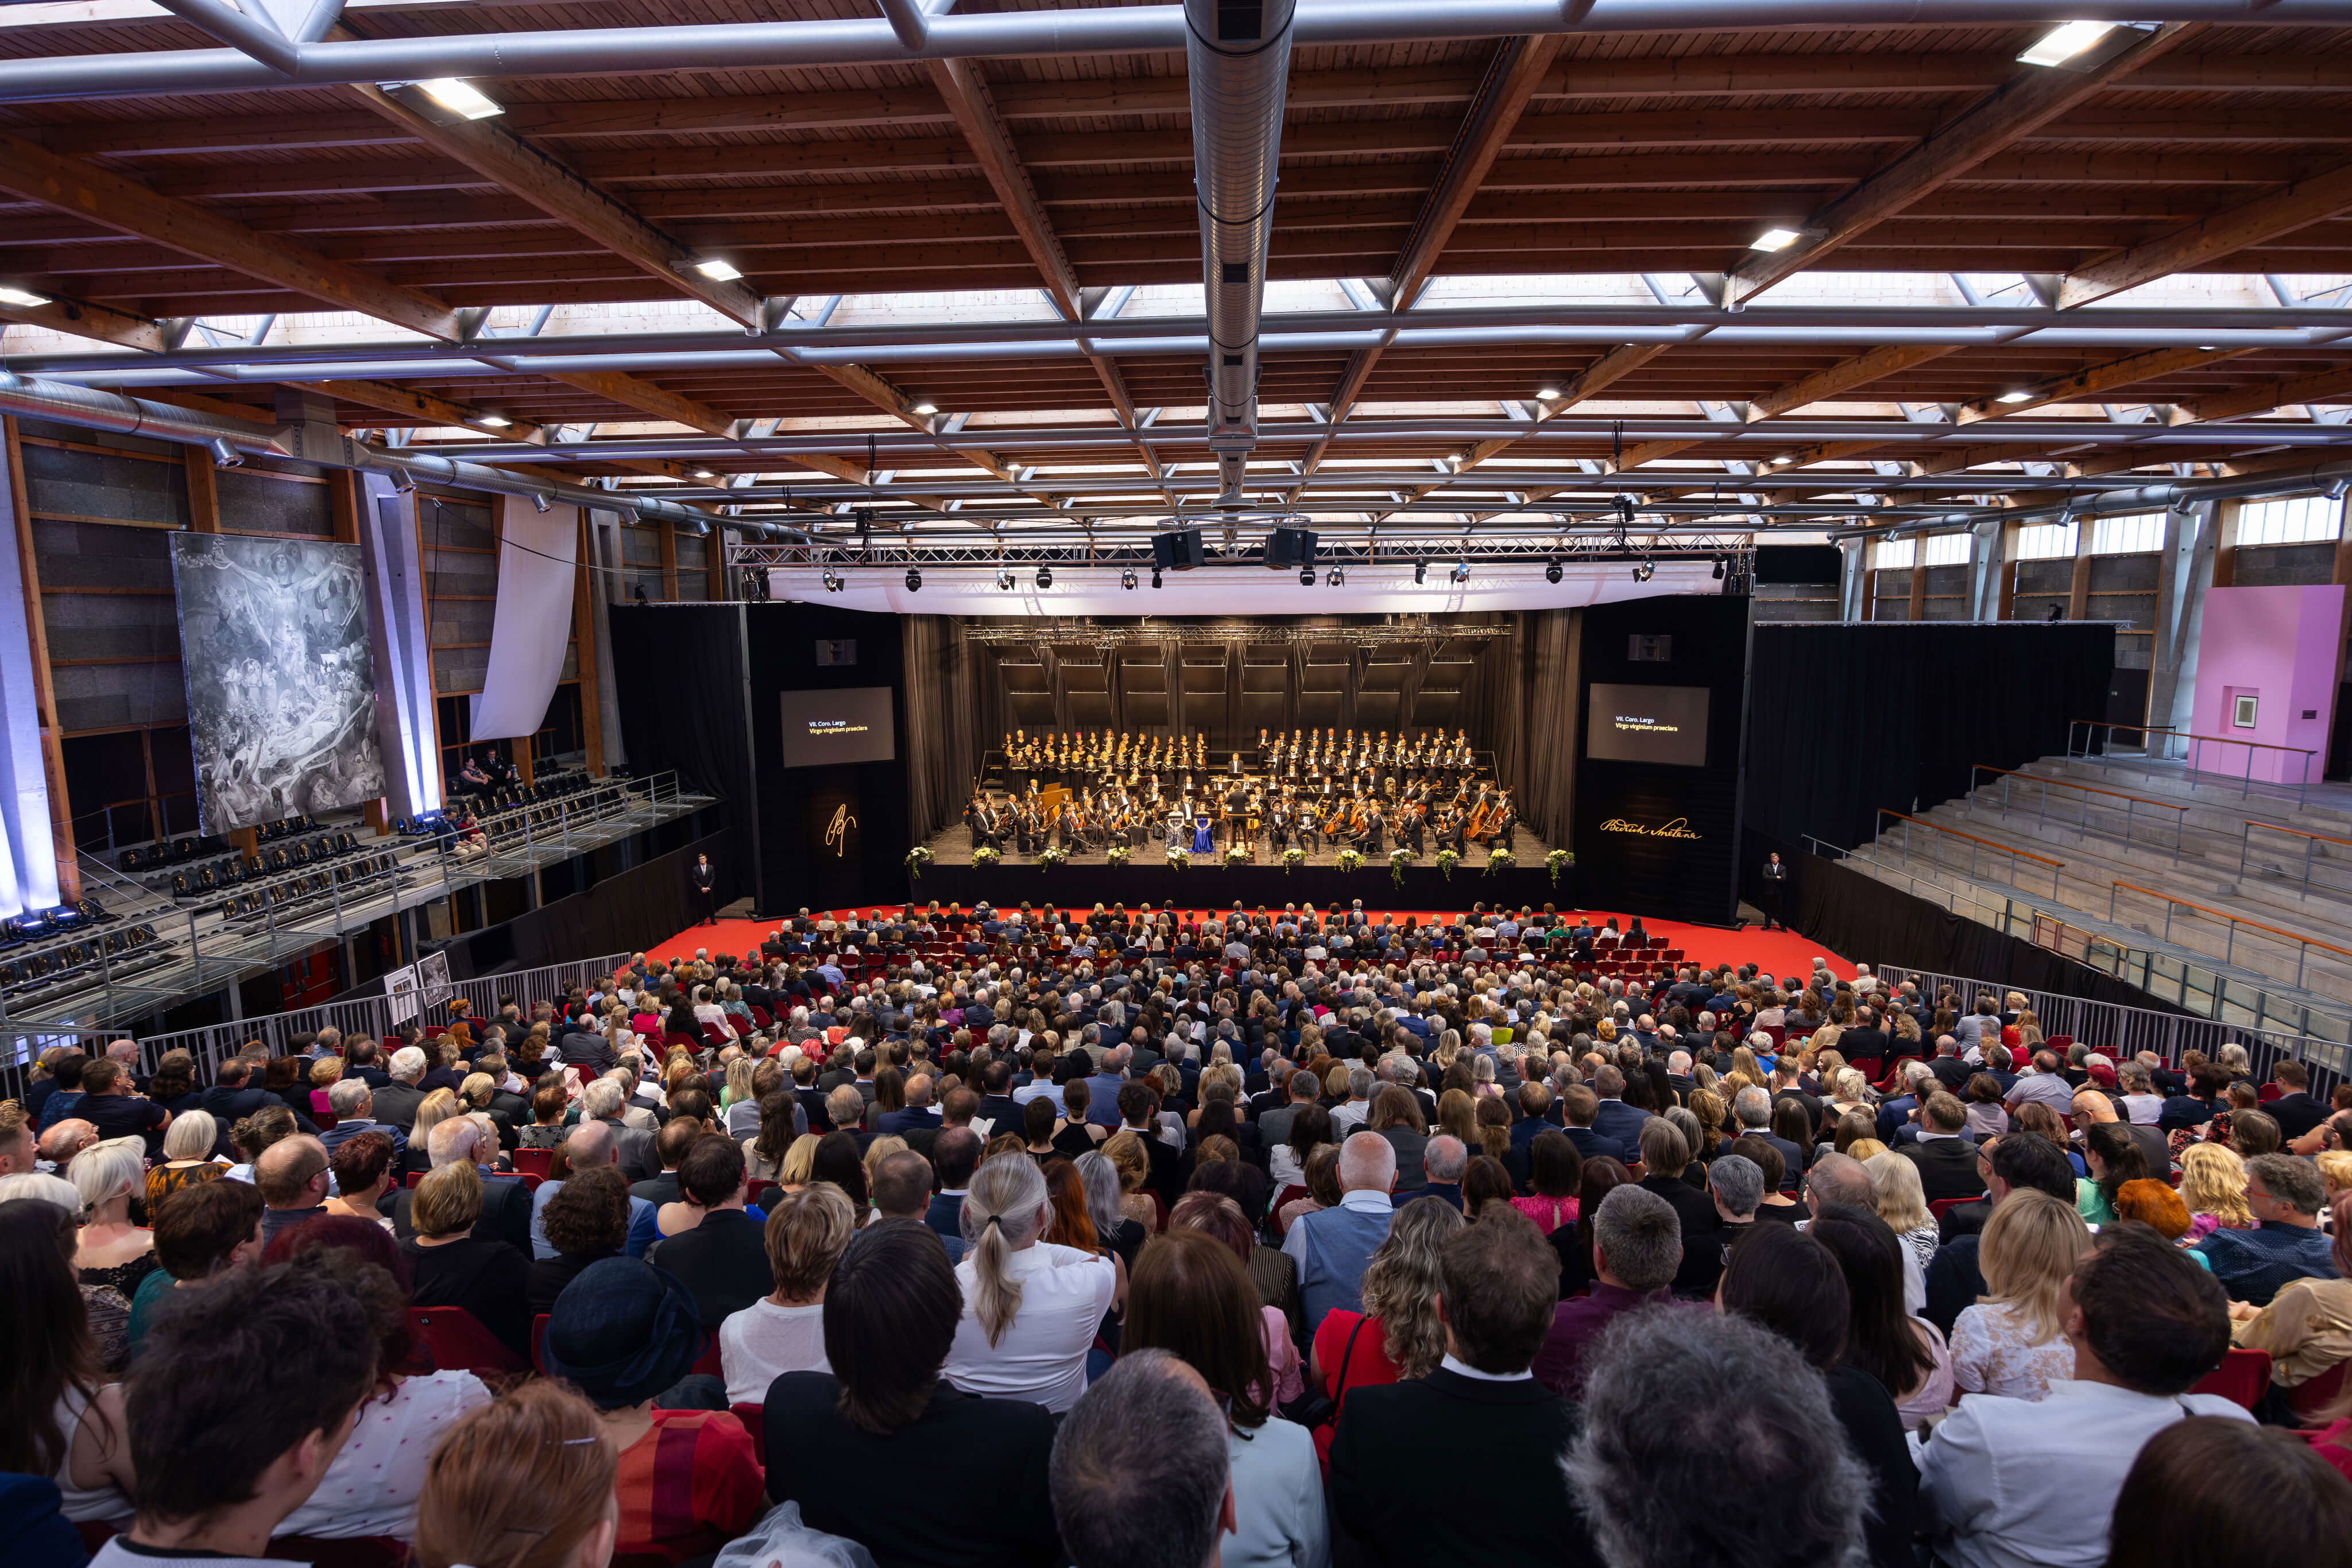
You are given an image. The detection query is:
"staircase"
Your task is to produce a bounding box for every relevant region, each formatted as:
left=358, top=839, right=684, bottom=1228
left=1838, top=753, right=2352, bottom=1043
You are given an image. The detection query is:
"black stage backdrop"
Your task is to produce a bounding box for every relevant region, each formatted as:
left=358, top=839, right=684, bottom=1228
left=609, top=605, right=756, bottom=905
left=1573, top=594, right=1752, bottom=926
left=1743, top=621, right=2114, bottom=873
left=421, top=830, right=730, bottom=981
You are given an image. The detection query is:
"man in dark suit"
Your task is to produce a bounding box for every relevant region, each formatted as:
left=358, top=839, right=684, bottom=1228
left=641, top=1140, right=772, bottom=1337
left=926, top=1127, right=981, bottom=1243
left=1899, top=1093, right=1987, bottom=1202
left=388, top=1119, right=532, bottom=1255
left=691, top=852, right=718, bottom=926
left=316, top=1080, right=409, bottom=1166
left=371, top=1048, right=430, bottom=1133
left=1926, top=1036, right=1972, bottom=1093
left=2267, top=1060, right=2331, bottom=1141
left=1588, top=1065, right=1650, bottom=1152
left=629, top=1118, right=700, bottom=1209
left=1329, top=1213, right=1596, bottom=1568
left=1394, top=1135, right=1469, bottom=1213
left=1560, top=1085, right=1628, bottom=1166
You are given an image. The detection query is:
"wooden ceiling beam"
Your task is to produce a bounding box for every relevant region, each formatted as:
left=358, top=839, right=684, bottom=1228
left=1723, top=22, right=2205, bottom=304
left=1610, top=343, right=1962, bottom=471
left=0, top=292, right=166, bottom=350
left=1953, top=345, right=2254, bottom=422
left=2059, top=158, right=2352, bottom=306
left=2183, top=364, right=2352, bottom=424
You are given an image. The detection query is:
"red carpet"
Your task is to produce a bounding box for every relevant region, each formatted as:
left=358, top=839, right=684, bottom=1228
left=647, top=906, right=1851, bottom=981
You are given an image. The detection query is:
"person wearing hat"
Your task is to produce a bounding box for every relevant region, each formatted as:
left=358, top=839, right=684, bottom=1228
left=543, top=1257, right=765, bottom=1566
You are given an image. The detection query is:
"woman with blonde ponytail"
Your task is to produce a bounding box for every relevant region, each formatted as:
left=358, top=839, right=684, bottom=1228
left=941, top=1151, right=1116, bottom=1412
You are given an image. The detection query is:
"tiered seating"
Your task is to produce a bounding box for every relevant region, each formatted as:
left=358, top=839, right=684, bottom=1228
left=216, top=846, right=408, bottom=926
left=165, top=828, right=371, bottom=901
left=0, top=916, right=172, bottom=1002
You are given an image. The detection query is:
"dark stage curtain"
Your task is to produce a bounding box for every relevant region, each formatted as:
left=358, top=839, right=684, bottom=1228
left=427, top=830, right=732, bottom=980
left=1744, top=622, right=2114, bottom=860
left=1461, top=609, right=1579, bottom=846
left=903, top=615, right=985, bottom=842
left=608, top=605, right=757, bottom=901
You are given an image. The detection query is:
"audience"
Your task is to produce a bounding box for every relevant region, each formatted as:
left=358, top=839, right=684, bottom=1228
left=1282, top=1132, right=1397, bottom=1332
left=529, top=1164, right=631, bottom=1317
left=412, top=1380, right=618, bottom=1568
left=942, top=1152, right=1119, bottom=1412
left=2106, top=1415, right=2352, bottom=1568
left=1809, top=1203, right=1955, bottom=1430
left=1052, top=1350, right=1235, bottom=1568
left=719, top=1180, right=856, bottom=1403
left=1, top=1197, right=137, bottom=1533
left=2195, top=1152, right=2340, bottom=1306
left=128, top=1177, right=265, bottom=1351
left=1304, top=1196, right=1460, bottom=1463
left=1532, top=1183, right=1688, bottom=1397
left=400, top=1162, right=532, bottom=1362
left=644, top=1133, right=774, bottom=1330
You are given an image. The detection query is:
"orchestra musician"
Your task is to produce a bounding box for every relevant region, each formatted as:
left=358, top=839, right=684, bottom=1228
left=965, top=793, right=1002, bottom=853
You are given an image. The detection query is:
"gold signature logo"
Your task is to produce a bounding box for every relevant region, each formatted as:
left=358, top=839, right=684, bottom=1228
left=823, top=803, right=858, bottom=857
left=1600, top=816, right=1701, bottom=839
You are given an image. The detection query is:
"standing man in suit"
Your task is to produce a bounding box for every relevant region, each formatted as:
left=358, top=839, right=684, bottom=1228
left=1329, top=1211, right=1593, bottom=1567
left=1900, top=1093, right=1988, bottom=1202
left=1759, top=851, right=1789, bottom=930
left=691, top=852, right=717, bottom=926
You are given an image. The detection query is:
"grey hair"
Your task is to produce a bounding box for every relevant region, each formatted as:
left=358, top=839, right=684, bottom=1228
left=1076, top=1151, right=1125, bottom=1240
left=1565, top=1308, right=1872, bottom=1568
left=1050, top=1349, right=1229, bottom=1568
left=1348, top=1067, right=1375, bottom=1100
left=962, top=1153, right=1049, bottom=1346
left=327, top=1078, right=371, bottom=1116
left=1422, top=1134, right=1469, bottom=1183
left=1733, top=1086, right=1771, bottom=1129
left=1707, top=1154, right=1765, bottom=1218
left=1592, top=1184, right=1681, bottom=1293
left=1805, top=1152, right=1875, bottom=1211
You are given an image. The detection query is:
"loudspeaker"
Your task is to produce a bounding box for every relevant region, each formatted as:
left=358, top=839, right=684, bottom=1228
left=1152, top=528, right=1206, bottom=571
left=1266, top=526, right=1318, bottom=568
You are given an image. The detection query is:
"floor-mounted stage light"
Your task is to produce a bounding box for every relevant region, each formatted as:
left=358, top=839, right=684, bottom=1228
left=1035, top=565, right=1053, bottom=589
left=1121, top=568, right=1139, bottom=590
left=905, top=567, right=922, bottom=592
left=1413, top=560, right=1428, bottom=584
left=1299, top=564, right=1314, bottom=586
left=1545, top=557, right=1562, bottom=584
left=997, top=568, right=1016, bottom=591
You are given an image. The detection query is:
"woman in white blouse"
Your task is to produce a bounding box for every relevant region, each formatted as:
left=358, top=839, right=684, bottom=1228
left=942, top=1152, right=1119, bottom=1414
left=1949, top=1189, right=2091, bottom=1402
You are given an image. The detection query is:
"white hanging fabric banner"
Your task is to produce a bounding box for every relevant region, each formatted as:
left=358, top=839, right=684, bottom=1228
left=470, top=495, right=578, bottom=740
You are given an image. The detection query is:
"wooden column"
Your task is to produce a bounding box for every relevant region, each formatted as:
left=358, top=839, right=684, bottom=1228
left=658, top=521, right=679, bottom=602
left=2068, top=516, right=2096, bottom=620
left=1906, top=560, right=1927, bottom=622
left=3, top=417, right=80, bottom=901
left=1995, top=523, right=2019, bottom=620
left=183, top=446, right=222, bottom=533
left=572, top=509, right=605, bottom=777
left=2211, top=499, right=2240, bottom=588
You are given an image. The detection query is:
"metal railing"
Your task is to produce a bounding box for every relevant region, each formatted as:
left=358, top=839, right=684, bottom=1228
left=1874, top=808, right=2070, bottom=903
left=1968, top=763, right=2188, bottom=862
left=2106, top=880, right=2352, bottom=993
left=2238, top=820, right=2352, bottom=904
left=1870, top=962, right=2349, bottom=1090
left=2070, top=718, right=2319, bottom=807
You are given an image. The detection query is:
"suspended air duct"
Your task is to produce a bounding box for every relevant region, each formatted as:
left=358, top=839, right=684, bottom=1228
left=1186, top=0, right=1295, bottom=505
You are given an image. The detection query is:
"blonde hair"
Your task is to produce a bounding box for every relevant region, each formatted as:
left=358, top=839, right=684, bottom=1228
left=411, top=1087, right=462, bottom=1147
left=1360, top=1197, right=1465, bottom=1380
left=1844, top=1138, right=1889, bottom=1163
left=862, top=1134, right=908, bottom=1188
left=161, top=1109, right=219, bottom=1164
left=2179, top=1143, right=2254, bottom=1229
left=1102, top=1130, right=1148, bottom=1193
left=763, top=1182, right=856, bottom=1302
left=778, top=1132, right=822, bottom=1187
left=69, top=1137, right=145, bottom=1215
left=1978, top=1188, right=2090, bottom=1344
left=1865, top=1151, right=1932, bottom=1233
left=414, top=1380, right=617, bottom=1568
left=411, top=1160, right=483, bottom=1238
left=2316, top=1151, right=2352, bottom=1197
left=308, top=1055, right=344, bottom=1087
left=961, top=1153, right=1048, bottom=1347
left=1436, top=1087, right=1477, bottom=1145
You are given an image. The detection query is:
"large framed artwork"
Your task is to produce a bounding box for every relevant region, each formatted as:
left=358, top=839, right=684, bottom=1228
left=170, top=533, right=386, bottom=831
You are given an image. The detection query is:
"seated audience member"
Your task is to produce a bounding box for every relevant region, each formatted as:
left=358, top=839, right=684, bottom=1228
left=1051, top=1349, right=1238, bottom=1568
left=322, top=1130, right=397, bottom=1230
left=392, top=1116, right=533, bottom=1254
left=0, top=1198, right=137, bottom=1532
left=71, top=1139, right=159, bottom=1302
left=1570, top=1306, right=1874, bottom=1568
left=719, top=1181, right=857, bottom=1404
left=530, top=1165, right=631, bottom=1317
left=1533, top=1183, right=1688, bottom=1398
left=1925, top=1131, right=2079, bottom=1337
left=2178, top=1141, right=2255, bottom=1240
left=1951, top=1188, right=2094, bottom=1402
left=1900, top=1091, right=1987, bottom=1201
left=1918, top=1224, right=2252, bottom=1568
left=254, top=1133, right=333, bottom=1248
left=765, top=1220, right=1064, bottom=1567
left=263, top=1218, right=493, bottom=1543
left=2232, top=1189, right=2352, bottom=1395
left=1632, top=1119, right=1721, bottom=1298
left=1121, top=1229, right=1327, bottom=1568
left=541, top=1257, right=764, bottom=1566
left=1329, top=1211, right=1588, bottom=1566
left=127, top=1177, right=266, bottom=1352
left=1168, top=1190, right=1305, bottom=1407
left=413, top=1381, right=620, bottom=1568
left=1716, top=1223, right=1913, bottom=1568
left=1809, top=1203, right=1955, bottom=1430
left=399, top=1162, right=532, bottom=1362
left=1281, top=1132, right=1398, bottom=1333
left=943, top=1153, right=1118, bottom=1414
left=146, top=1111, right=225, bottom=1209
left=2108, top=1415, right=2352, bottom=1568
left=644, top=1134, right=774, bottom=1331
left=1307, top=1196, right=1462, bottom=1458
left=2195, top=1152, right=2339, bottom=1306
left=87, top=1250, right=384, bottom=1568
left=1510, top=1129, right=1581, bottom=1233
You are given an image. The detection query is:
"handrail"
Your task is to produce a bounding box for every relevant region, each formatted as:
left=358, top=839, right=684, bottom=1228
left=2243, top=819, right=2352, bottom=850
left=2111, top=881, right=2352, bottom=959
left=1881, top=810, right=2068, bottom=869
left=1974, top=764, right=2187, bottom=811
left=2082, top=719, right=2318, bottom=758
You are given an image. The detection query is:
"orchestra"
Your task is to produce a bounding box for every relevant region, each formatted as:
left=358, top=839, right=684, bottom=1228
left=999, top=725, right=1482, bottom=791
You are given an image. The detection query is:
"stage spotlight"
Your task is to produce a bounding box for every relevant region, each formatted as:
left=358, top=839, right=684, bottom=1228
left=1327, top=566, right=1345, bottom=587
left=996, top=568, right=1016, bottom=591
left=1614, top=494, right=1637, bottom=526
left=1413, top=559, right=1427, bottom=584
left=1450, top=560, right=1471, bottom=584
left=1631, top=560, right=1656, bottom=583
left=1711, top=555, right=1727, bottom=579
left=1544, top=557, right=1562, bottom=584
left=1151, top=566, right=1164, bottom=589
left=905, top=567, right=922, bottom=591
left=1120, top=567, right=1139, bottom=590
left=1299, top=564, right=1315, bottom=587
left=1035, top=565, right=1053, bottom=589
left=822, top=568, right=844, bottom=593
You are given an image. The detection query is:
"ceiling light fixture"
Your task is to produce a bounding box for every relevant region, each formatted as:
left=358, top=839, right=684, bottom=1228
left=1413, top=559, right=1427, bottom=584
left=1327, top=566, right=1345, bottom=587
left=1545, top=557, right=1562, bottom=584
left=2018, top=20, right=2115, bottom=67
left=911, top=401, right=939, bottom=416
left=821, top=568, right=844, bottom=593
left=1035, top=565, right=1053, bottom=589
left=1996, top=390, right=2035, bottom=404
left=1749, top=228, right=1803, bottom=253
left=474, top=414, right=510, bottom=428
left=1450, top=560, right=1471, bottom=584
left=1151, top=566, right=1164, bottom=589
left=693, top=469, right=716, bottom=479
left=415, top=78, right=505, bottom=119
left=1631, top=560, right=1657, bottom=583
left=1299, top=564, right=1316, bottom=587
left=1537, top=386, right=1561, bottom=401
left=0, top=285, right=50, bottom=307
left=904, top=567, right=922, bottom=592
left=693, top=258, right=744, bottom=281
left=996, top=568, right=1015, bottom=591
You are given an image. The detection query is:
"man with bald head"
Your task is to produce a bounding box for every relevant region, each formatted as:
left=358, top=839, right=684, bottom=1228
left=389, top=1114, right=533, bottom=1252
left=36, top=1117, right=97, bottom=1175
left=254, top=1135, right=330, bottom=1246
left=1283, top=1130, right=1398, bottom=1331
left=527, top=1118, right=658, bottom=1260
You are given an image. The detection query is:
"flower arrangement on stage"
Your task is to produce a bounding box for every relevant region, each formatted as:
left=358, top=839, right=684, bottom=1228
left=970, top=845, right=1000, bottom=869
left=1334, top=847, right=1363, bottom=874
left=1546, top=847, right=1574, bottom=885
left=1389, top=847, right=1414, bottom=888
left=1166, top=849, right=1191, bottom=870
left=1282, top=847, right=1305, bottom=874
left=1038, top=845, right=1067, bottom=872
left=1106, top=844, right=1131, bottom=866
left=1485, top=846, right=1515, bottom=876
left=1435, top=847, right=1459, bottom=881
left=904, top=845, right=934, bottom=881
left=1223, top=845, right=1251, bottom=869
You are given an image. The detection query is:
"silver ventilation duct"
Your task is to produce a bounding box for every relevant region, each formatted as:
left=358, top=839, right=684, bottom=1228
left=1187, top=0, right=1295, bottom=505
left=0, top=371, right=768, bottom=534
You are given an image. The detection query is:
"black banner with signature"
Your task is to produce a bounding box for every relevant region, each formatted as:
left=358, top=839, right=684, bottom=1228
left=1572, top=594, right=1751, bottom=924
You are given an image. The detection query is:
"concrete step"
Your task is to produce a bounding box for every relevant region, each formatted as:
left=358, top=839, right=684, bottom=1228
left=2026, top=756, right=2352, bottom=837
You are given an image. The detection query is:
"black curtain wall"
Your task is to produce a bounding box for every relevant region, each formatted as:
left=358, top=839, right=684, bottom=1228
left=1743, top=621, right=2114, bottom=865
left=1461, top=609, right=1580, bottom=847
left=902, top=615, right=986, bottom=844
left=608, top=605, right=757, bottom=905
